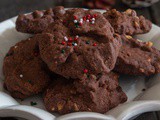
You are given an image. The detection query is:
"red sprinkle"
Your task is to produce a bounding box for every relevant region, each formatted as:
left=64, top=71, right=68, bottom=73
left=83, top=16, right=86, bottom=21
left=93, top=43, right=97, bottom=46
left=68, top=38, right=73, bottom=42
left=74, top=37, right=78, bottom=41
left=74, top=16, right=78, bottom=19
left=87, top=14, right=91, bottom=19
left=61, top=41, right=66, bottom=45
left=83, top=69, right=88, bottom=73
left=79, top=22, right=83, bottom=26
left=68, top=42, right=72, bottom=46
left=94, top=14, right=98, bottom=18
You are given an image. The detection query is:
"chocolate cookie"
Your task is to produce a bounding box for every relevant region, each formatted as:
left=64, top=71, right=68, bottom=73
left=16, top=6, right=65, bottom=34
left=38, top=9, right=121, bottom=78
left=44, top=72, right=127, bottom=114
left=103, top=9, right=152, bottom=35
left=38, top=8, right=122, bottom=79
left=3, top=36, right=51, bottom=99
left=114, top=35, right=160, bottom=76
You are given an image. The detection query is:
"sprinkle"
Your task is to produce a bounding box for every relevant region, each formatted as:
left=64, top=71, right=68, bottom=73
left=87, top=14, right=91, bottom=19
left=80, top=18, right=83, bottom=21
left=74, top=16, right=78, bottom=19
left=79, top=21, right=83, bottom=24
left=79, top=22, right=83, bottom=26
left=76, top=35, right=79, bottom=38
left=93, top=43, right=97, bottom=46
left=91, top=21, right=95, bottom=24
left=20, top=74, right=23, bottom=78
left=75, top=24, right=79, bottom=28
left=83, top=16, right=86, bottom=21
left=74, top=37, right=78, bottom=41
left=61, top=41, right=66, bottom=45
left=61, top=49, right=65, bottom=53
left=68, top=42, right=72, bottom=46
left=68, top=38, right=73, bottom=42
left=30, top=101, right=37, bottom=106
left=86, top=19, right=89, bottom=22
left=94, top=14, right=98, bottom=18
left=74, top=43, right=78, bottom=46
left=74, top=20, right=78, bottom=23
left=83, top=69, right=88, bottom=73
left=92, top=18, right=95, bottom=21
left=72, top=42, right=75, bottom=46
left=86, top=41, right=90, bottom=44
left=14, top=46, right=18, bottom=48
left=64, top=36, right=68, bottom=41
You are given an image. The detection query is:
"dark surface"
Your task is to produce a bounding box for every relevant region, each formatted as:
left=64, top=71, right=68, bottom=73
left=0, top=0, right=160, bottom=120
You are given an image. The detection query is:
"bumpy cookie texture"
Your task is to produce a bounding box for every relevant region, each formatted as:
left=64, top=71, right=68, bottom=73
left=39, top=8, right=122, bottom=79
left=16, top=6, right=65, bottom=34
left=44, top=72, right=127, bottom=114
left=3, top=36, right=51, bottom=99
left=114, top=35, right=160, bottom=76
left=103, top=9, right=152, bottom=35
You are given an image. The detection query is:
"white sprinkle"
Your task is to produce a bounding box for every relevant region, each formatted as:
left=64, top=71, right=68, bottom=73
left=91, top=21, right=95, bottom=24
left=74, top=20, right=78, bottom=23
left=76, top=35, right=79, bottom=38
left=79, top=21, right=83, bottom=24
left=64, top=36, right=68, bottom=41
left=14, top=46, right=18, bottom=48
left=74, top=43, right=78, bottom=46
left=86, top=19, right=89, bottom=22
left=92, top=18, right=95, bottom=21
left=20, top=74, right=23, bottom=78
left=80, top=18, right=83, bottom=22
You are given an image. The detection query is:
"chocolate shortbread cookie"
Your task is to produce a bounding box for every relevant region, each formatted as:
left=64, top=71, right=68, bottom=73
left=114, top=35, right=160, bottom=76
left=3, top=36, right=51, bottom=99
left=16, top=6, right=65, bottom=34
left=103, top=9, right=152, bottom=35
left=44, top=72, right=127, bottom=114
left=38, top=8, right=122, bottom=79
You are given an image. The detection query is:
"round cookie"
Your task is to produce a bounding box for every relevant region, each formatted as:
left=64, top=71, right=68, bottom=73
left=103, top=9, right=152, bottom=35
left=3, top=36, right=51, bottom=99
left=38, top=8, right=122, bottom=79
left=44, top=73, right=127, bottom=114
left=114, top=35, right=160, bottom=76
left=16, top=6, right=65, bottom=34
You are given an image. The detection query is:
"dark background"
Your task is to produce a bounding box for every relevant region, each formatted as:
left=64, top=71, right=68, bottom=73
left=0, top=0, right=160, bottom=120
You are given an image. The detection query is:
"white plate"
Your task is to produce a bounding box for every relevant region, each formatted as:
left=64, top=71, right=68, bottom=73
left=1, top=9, right=160, bottom=120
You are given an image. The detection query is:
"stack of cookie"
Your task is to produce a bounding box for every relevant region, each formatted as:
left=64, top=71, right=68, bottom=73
left=3, top=6, right=159, bottom=114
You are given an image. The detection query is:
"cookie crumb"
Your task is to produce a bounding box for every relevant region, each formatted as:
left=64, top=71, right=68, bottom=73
left=74, top=103, right=79, bottom=111
left=146, top=41, right=153, bottom=47
left=57, top=103, right=63, bottom=111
